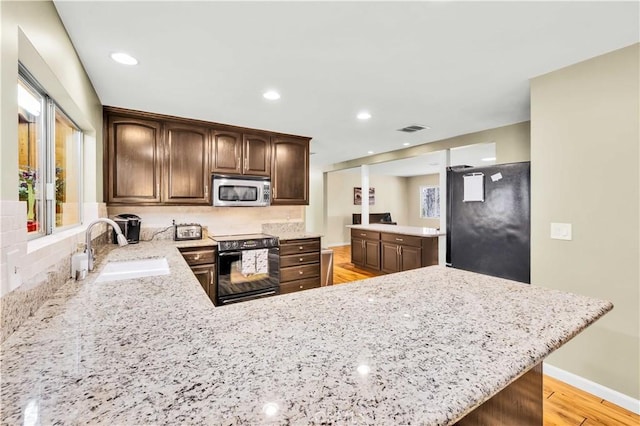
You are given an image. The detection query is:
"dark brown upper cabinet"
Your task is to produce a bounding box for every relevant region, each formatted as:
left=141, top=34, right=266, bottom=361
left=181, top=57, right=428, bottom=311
left=211, top=131, right=271, bottom=177
left=271, top=137, right=310, bottom=205
left=243, top=133, right=271, bottom=176
left=106, top=114, right=162, bottom=204
left=164, top=123, right=210, bottom=204
left=104, top=106, right=310, bottom=206
left=211, top=130, right=242, bottom=174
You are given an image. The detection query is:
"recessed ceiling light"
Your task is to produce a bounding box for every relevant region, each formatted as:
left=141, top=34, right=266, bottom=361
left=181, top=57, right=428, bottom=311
left=367, top=150, right=374, bottom=154
left=403, top=142, right=410, bottom=146
left=110, top=52, right=138, bottom=65
left=263, top=90, right=281, bottom=100
left=357, top=111, right=371, bottom=120
left=482, top=157, right=497, bottom=162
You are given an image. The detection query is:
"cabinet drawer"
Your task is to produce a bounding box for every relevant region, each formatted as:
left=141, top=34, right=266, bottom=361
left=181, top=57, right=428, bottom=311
left=280, top=252, right=320, bottom=268
left=279, top=239, right=320, bottom=255
left=280, top=263, right=320, bottom=283
left=279, top=278, right=320, bottom=294
left=380, top=233, right=422, bottom=247
left=351, top=229, right=380, bottom=240
left=179, top=247, right=216, bottom=265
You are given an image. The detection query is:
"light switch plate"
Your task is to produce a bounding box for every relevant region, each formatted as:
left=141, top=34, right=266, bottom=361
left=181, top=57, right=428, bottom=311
left=550, top=223, right=572, bottom=241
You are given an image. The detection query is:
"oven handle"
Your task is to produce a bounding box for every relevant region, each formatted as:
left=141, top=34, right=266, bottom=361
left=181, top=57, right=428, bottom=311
left=221, top=290, right=277, bottom=304
left=219, top=251, right=242, bottom=257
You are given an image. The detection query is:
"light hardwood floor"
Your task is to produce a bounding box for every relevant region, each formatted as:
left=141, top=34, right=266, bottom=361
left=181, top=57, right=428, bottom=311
left=329, top=245, right=639, bottom=426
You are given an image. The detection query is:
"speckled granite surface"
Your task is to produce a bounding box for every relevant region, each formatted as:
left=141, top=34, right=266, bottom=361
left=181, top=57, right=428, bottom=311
left=348, top=223, right=444, bottom=237
left=0, top=240, right=612, bottom=425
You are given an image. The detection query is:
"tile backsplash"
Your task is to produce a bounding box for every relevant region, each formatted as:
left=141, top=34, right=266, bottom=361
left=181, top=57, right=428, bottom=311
left=107, top=205, right=305, bottom=236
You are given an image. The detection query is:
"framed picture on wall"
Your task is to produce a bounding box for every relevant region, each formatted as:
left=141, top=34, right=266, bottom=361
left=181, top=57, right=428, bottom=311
left=420, top=186, right=440, bottom=218
left=354, top=187, right=375, bottom=205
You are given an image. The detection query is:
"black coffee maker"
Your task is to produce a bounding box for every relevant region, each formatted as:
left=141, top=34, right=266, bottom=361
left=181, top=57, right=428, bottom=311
left=112, top=213, right=141, bottom=244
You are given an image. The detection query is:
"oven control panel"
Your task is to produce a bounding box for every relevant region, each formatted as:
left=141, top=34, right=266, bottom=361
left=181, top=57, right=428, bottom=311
left=216, top=237, right=278, bottom=252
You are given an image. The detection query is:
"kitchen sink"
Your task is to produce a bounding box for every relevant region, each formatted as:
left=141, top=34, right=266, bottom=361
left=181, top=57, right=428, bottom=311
left=95, top=258, right=170, bottom=283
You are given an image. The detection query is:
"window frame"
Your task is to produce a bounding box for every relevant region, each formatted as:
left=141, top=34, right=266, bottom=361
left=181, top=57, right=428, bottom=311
left=18, top=63, right=84, bottom=239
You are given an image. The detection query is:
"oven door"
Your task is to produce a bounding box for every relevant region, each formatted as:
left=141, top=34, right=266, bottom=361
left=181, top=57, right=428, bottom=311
left=217, top=247, right=280, bottom=304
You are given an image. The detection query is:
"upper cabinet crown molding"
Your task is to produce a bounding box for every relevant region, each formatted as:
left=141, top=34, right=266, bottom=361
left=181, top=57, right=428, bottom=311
left=103, top=106, right=310, bottom=206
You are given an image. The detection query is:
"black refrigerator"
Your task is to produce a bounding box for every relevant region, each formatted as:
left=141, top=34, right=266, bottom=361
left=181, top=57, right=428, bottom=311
left=446, top=162, right=530, bottom=284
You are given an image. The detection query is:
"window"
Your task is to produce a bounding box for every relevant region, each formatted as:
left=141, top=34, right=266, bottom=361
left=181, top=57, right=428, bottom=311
left=17, top=66, right=83, bottom=237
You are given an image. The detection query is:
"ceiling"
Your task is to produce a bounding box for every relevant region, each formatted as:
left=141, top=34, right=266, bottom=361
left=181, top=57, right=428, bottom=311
left=53, top=1, right=639, bottom=169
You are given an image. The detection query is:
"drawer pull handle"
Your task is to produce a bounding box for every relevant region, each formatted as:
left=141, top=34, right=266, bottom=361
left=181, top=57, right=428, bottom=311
left=396, top=238, right=404, bottom=242
left=360, top=233, right=366, bottom=236
left=194, top=254, right=200, bottom=260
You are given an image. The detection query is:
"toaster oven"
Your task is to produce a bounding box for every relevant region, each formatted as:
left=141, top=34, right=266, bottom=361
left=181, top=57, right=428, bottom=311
left=174, top=223, right=203, bottom=241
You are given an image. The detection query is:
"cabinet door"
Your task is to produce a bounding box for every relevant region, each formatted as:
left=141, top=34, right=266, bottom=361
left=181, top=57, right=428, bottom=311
left=107, top=115, right=162, bottom=203
left=164, top=124, right=210, bottom=204
left=211, top=130, right=242, bottom=174
left=381, top=242, right=400, bottom=274
left=271, top=137, right=310, bottom=205
left=243, top=133, right=271, bottom=176
left=191, top=265, right=215, bottom=294
left=191, top=264, right=216, bottom=303
left=400, top=245, right=422, bottom=272
left=364, top=240, right=381, bottom=270
left=351, top=238, right=365, bottom=266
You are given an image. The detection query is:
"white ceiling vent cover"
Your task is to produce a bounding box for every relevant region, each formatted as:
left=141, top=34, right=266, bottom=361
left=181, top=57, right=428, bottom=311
left=397, top=125, right=428, bottom=133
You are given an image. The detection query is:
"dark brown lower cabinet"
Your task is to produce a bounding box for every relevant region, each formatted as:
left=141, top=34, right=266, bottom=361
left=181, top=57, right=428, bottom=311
left=352, top=229, right=438, bottom=275
left=381, top=242, right=422, bottom=273
left=179, top=246, right=217, bottom=304
left=279, top=237, right=321, bottom=294
left=350, top=230, right=381, bottom=271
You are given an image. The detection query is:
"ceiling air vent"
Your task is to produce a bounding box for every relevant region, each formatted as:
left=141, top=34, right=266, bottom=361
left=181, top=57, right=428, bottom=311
left=397, top=125, right=428, bottom=133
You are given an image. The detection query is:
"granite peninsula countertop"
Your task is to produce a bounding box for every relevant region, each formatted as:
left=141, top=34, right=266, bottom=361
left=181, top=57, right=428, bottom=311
left=0, top=240, right=612, bottom=425
left=348, top=223, right=445, bottom=237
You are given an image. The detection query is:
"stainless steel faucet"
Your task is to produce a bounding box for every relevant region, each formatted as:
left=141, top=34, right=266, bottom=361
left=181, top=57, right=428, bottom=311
left=86, top=218, right=128, bottom=271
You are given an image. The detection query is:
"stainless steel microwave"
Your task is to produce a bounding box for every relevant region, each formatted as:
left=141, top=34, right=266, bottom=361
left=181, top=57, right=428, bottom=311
left=212, top=175, right=271, bottom=207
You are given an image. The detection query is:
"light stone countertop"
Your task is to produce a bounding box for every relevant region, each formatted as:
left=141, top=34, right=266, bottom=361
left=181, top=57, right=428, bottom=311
left=348, top=223, right=445, bottom=237
left=270, top=232, right=323, bottom=241
left=0, top=239, right=611, bottom=425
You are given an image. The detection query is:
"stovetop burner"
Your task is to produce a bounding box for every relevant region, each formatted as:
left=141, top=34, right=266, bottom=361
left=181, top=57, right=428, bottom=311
left=210, top=233, right=279, bottom=251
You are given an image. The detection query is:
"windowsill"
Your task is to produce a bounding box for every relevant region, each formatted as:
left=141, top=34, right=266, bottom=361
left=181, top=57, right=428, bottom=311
left=27, top=226, right=86, bottom=254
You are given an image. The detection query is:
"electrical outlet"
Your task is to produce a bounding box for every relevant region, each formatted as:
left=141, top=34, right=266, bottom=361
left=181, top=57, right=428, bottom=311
left=6, top=249, right=22, bottom=291
left=550, top=223, right=572, bottom=241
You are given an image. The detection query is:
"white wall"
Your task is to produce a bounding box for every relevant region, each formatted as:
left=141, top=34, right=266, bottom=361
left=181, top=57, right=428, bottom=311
left=406, top=174, right=440, bottom=229
left=531, top=43, right=639, bottom=400
left=325, top=172, right=407, bottom=246
left=1, top=1, right=104, bottom=298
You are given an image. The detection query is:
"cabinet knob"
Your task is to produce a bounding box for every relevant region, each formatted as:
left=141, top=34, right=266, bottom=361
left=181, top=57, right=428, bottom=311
left=299, top=246, right=304, bottom=250
left=299, top=285, right=303, bottom=289
left=299, top=257, right=304, bottom=262
left=299, top=270, right=304, bottom=275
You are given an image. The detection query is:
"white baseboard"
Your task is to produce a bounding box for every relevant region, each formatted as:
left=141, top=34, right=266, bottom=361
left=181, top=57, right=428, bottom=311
left=325, top=242, right=350, bottom=248
left=543, top=363, right=640, bottom=415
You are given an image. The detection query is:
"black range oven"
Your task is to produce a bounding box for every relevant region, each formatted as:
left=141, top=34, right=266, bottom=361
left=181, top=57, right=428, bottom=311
left=211, top=234, right=280, bottom=305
